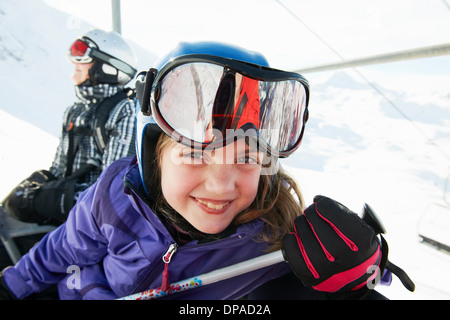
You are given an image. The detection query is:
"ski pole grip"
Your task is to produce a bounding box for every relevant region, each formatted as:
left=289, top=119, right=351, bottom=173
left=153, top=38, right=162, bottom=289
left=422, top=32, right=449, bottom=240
left=362, top=203, right=386, bottom=235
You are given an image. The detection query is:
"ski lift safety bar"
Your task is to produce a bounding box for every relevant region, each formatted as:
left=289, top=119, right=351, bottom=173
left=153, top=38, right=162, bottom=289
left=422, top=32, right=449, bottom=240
left=294, top=42, right=450, bottom=74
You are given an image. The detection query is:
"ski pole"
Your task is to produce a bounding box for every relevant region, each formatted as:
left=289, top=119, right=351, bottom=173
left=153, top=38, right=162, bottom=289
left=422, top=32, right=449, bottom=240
left=118, top=249, right=285, bottom=300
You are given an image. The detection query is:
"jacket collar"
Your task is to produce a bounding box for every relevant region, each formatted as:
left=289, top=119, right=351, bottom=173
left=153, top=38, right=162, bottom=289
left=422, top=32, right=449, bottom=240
left=75, top=83, right=122, bottom=104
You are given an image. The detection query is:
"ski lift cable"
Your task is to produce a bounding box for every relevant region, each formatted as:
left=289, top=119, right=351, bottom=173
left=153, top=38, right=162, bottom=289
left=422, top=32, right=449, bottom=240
left=351, top=68, right=450, bottom=162
left=274, top=0, right=346, bottom=62
left=442, top=0, right=450, bottom=11
left=275, top=0, right=450, bottom=163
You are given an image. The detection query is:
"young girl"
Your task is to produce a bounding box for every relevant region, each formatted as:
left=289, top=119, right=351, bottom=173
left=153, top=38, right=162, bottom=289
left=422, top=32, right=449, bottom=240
left=0, top=42, right=404, bottom=300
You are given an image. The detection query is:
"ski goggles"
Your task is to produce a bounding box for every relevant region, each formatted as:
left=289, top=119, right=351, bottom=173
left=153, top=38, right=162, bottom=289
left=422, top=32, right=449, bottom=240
left=68, top=39, right=96, bottom=63
left=139, top=55, right=310, bottom=158
left=68, top=38, right=136, bottom=77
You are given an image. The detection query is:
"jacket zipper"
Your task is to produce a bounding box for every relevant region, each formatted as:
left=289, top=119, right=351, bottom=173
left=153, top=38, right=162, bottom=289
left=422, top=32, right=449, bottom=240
left=161, top=243, right=178, bottom=292
left=132, top=234, right=245, bottom=295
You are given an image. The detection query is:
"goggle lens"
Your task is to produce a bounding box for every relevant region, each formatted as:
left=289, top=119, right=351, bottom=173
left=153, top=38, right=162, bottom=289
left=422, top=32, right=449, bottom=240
left=70, top=39, right=89, bottom=57
left=68, top=39, right=94, bottom=63
left=153, top=62, right=308, bottom=156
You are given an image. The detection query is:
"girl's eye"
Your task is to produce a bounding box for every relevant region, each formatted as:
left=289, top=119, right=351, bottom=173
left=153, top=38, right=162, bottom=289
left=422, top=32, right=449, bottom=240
left=237, top=154, right=260, bottom=165
left=180, top=150, right=207, bottom=164
left=184, top=151, right=203, bottom=159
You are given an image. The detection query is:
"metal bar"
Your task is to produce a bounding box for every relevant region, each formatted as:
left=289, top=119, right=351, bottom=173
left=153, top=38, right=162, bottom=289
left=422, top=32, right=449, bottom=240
left=111, top=0, right=122, bottom=34
left=118, top=250, right=285, bottom=300
left=294, top=43, right=450, bottom=74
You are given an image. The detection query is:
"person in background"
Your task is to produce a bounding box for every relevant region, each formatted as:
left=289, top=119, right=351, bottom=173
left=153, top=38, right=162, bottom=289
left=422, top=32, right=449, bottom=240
left=2, top=29, right=138, bottom=226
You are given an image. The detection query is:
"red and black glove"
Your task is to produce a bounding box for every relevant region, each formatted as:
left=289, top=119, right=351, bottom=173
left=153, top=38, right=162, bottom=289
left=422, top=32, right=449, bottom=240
left=282, top=195, right=414, bottom=298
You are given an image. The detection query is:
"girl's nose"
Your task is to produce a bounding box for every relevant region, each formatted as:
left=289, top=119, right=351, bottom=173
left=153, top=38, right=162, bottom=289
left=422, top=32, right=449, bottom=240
left=203, top=163, right=235, bottom=195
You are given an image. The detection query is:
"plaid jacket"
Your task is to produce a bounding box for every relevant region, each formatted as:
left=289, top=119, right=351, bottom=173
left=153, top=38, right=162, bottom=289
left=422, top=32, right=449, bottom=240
left=50, top=84, right=136, bottom=197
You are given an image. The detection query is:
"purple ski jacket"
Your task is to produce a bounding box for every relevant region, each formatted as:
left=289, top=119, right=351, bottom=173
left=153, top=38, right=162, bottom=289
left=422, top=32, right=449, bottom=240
left=3, top=157, right=291, bottom=300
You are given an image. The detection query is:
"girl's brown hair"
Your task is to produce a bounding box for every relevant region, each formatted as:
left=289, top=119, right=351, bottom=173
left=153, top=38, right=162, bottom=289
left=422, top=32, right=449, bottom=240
left=152, top=134, right=305, bottom=251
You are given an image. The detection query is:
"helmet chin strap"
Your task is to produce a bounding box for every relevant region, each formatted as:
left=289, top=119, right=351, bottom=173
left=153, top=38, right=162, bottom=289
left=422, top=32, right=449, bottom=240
left=86, top=60, right=120, bottom=86
left=142, top=127, right=163, bottom=203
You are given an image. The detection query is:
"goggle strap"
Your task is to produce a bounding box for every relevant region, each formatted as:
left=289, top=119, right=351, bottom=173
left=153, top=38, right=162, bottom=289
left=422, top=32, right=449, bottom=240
left=136, top=68, right=157, bottom=114
left=89, top=49, right=137, bottom=77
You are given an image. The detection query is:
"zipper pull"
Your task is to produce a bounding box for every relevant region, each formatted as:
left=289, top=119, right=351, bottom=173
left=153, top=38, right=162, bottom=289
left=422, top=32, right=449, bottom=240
left=162, top=243, right=178, bottom=263
left=161, top=243, right=178, bottom=292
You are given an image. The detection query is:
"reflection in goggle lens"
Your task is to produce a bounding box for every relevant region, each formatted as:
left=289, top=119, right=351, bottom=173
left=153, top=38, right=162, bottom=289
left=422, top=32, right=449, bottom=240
left=156, top=63, right=308, bottom=155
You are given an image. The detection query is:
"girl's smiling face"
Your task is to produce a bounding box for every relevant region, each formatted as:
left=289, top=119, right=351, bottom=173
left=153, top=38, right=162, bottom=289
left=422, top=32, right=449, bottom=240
left=159, top=139, right=262, bottom=234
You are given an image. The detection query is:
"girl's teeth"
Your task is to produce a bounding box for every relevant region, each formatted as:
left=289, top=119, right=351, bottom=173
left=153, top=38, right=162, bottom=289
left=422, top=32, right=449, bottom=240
left=196, top=198, right=229, bottom=210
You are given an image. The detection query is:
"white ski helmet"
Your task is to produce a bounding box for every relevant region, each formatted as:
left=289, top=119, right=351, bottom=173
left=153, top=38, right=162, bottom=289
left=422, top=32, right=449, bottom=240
left=69, top=29, right=137, bottom=85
